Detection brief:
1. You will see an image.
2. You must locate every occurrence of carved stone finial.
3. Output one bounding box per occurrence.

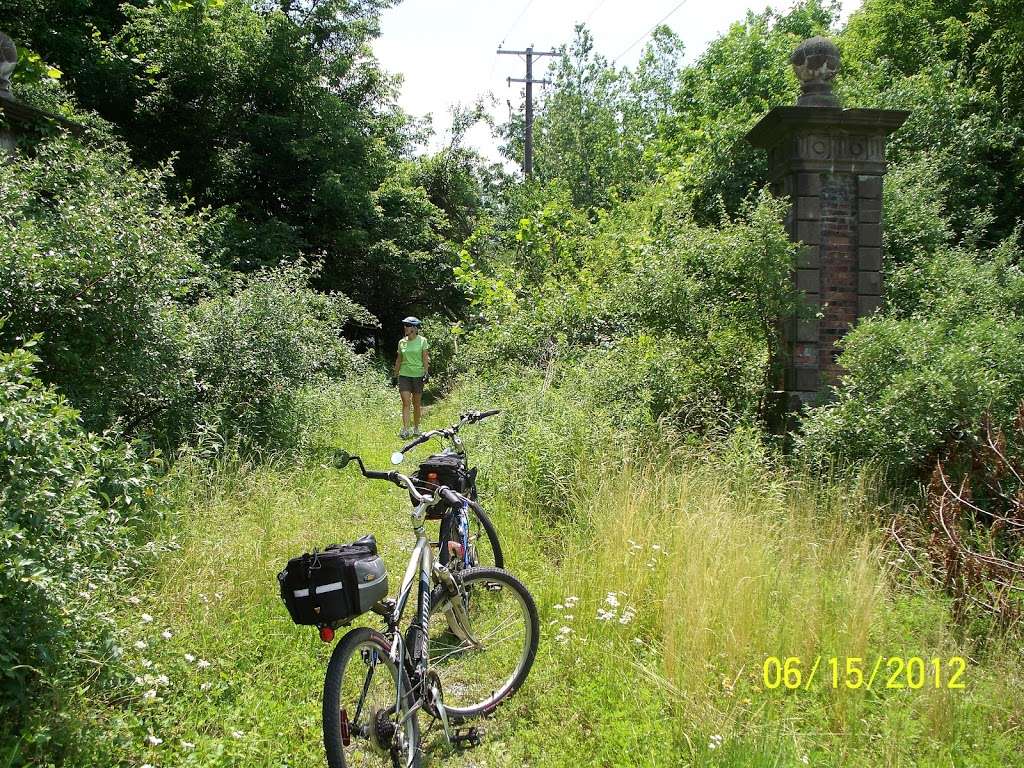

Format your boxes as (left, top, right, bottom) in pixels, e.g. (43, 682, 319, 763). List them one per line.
(0, 32, 17, 101)
(790, 36, 840, 108)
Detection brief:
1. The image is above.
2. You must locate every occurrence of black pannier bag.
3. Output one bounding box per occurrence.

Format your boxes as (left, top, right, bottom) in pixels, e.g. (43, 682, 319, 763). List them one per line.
(412, 452, 472, 519)
(278, 534, 388, 626)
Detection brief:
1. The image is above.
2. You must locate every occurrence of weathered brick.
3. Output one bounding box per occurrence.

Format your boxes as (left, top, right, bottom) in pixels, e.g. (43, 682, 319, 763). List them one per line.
(796, 269, 820, 293)
(796, 196, 820, 220)
(859, 223, 881, 247)
(797, 220, 820, 245)
(797, 172, 822, 196)
(858, 270, 882, 295)
(858, 175, 882, 198)
(796, 245, 820, 268)
(858, 246, 882, 270)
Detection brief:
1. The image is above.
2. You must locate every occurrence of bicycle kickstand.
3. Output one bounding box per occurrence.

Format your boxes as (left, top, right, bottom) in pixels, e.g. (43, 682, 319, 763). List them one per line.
(451, 726, 483, 749)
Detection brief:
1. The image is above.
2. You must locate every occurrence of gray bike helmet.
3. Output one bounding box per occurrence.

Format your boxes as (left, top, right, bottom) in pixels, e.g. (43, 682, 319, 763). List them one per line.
(401, 316, 422, 327)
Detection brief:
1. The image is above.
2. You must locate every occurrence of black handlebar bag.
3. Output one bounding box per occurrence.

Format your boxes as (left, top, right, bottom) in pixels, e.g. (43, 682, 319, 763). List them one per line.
(278, 534, 388, 626)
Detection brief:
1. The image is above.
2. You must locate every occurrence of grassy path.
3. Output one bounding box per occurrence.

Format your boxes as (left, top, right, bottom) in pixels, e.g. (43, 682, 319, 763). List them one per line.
(74, 386, 1024, 767)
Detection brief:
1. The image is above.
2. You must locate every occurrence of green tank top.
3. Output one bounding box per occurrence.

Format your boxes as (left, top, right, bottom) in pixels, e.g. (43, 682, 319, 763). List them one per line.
(398, 335, 428, 377)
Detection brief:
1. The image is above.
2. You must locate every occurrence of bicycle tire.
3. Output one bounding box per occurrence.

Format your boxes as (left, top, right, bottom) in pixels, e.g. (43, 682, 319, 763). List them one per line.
(439, 499, 504, 570)
(323, 627, 421, 768)
(427, 567, 539, 723)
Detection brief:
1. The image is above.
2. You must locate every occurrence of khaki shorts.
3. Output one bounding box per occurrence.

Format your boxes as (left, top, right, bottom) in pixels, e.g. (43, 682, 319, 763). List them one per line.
(398, 375, 424, 394)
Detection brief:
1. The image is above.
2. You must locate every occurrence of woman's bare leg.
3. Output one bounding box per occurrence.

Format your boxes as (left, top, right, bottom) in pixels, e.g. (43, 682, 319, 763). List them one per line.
(400, 389, 412, 430)
(412, 391, 422, 432)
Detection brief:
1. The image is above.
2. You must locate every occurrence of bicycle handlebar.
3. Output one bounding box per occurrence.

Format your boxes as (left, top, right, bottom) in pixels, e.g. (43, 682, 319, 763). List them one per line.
(397, 409, 502, 455)
(342, 453, 467, 508)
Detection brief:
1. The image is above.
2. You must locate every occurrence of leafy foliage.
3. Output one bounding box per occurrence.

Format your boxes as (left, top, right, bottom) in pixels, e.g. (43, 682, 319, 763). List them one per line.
(0, 341, 157, 734)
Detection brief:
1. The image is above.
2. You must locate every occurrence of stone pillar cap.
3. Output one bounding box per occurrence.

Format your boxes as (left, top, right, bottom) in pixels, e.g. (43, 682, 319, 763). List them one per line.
(791, 36, 841, 107)
(0, 31, 16, 101)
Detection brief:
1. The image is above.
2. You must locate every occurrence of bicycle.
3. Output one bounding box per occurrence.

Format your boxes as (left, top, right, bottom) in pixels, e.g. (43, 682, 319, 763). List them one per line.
(323, 450, 539, 768)
(391, 409, 503, 571)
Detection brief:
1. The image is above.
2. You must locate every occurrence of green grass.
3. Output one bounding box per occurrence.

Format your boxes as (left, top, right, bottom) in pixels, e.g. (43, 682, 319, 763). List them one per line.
(59, 384, 1024, 767)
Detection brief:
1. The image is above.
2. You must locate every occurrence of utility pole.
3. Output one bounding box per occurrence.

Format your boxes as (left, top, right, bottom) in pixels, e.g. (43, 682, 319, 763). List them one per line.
(498, 45, 555, 177)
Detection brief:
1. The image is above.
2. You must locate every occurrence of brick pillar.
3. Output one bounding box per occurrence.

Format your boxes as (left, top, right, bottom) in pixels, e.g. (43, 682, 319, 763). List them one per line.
(746, 38, 908, 423)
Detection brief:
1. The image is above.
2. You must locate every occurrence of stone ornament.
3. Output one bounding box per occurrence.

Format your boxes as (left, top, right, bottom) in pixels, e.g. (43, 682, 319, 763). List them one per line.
(0, 31, 16, 100)
(790, 36, 840, 107)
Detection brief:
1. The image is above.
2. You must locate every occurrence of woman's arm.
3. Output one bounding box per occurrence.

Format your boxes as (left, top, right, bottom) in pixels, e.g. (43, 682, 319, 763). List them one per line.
(422, 347, 430, 376)
(394, 352, 402, 376)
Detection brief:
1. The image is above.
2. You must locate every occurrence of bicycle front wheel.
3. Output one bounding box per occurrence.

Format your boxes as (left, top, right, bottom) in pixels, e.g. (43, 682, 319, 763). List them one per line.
(323, 627, 420, 768)
(427, 567, 539, 722)
(439, 500, 504, 570)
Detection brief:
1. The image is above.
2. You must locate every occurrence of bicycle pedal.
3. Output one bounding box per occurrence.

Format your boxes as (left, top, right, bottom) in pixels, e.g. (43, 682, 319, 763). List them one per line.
(452, 726, 483, 749)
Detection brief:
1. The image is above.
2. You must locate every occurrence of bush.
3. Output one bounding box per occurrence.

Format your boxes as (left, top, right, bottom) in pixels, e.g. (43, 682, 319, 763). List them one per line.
(0, 138, 212, 434)
(0, 341, 157, 739)
(163, 262, 372, 453)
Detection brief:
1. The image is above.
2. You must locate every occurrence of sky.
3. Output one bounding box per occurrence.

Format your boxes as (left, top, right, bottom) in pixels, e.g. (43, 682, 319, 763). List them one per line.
(372, 0, 864, 167)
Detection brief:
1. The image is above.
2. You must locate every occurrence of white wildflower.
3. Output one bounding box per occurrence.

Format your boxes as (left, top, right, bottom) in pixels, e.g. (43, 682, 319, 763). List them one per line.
(196, 659, 211, 669)
(134, 640, 148, 650)
(161, 630, 172, 640)
(563, 596, 579, 608)
(156, 674, 169, 686)
(142, 689, 158, 701)
(200, 682, 213, 691)
(563, 614, 574, 621)
(184, 653, 196, 663)
(215, 593, 224, 600)
(134, 676, 145, 685)
(145, 734, 162, 746)
(231, 730, 244, 739)
(553, 604, 564, 611)
(633, 637, 645, 645)
(708, 734, 723, 750)
(651, 544, 661, 551)
(596, 608, 615, 622)
(181, 741, 195, 750)
(127, 596, 141, 605)
(140, 659, 153, 669)
(604, 593, 620, 608)
(801, 756, 809, 765)
(618, 608, 636, 625)
(141, 613, 154, 624)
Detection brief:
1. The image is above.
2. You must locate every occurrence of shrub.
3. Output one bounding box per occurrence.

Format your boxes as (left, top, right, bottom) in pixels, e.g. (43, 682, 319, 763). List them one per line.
(0, 138, 212, 434)
(164, 263, 373, 453)
(0, 341, 157, 738)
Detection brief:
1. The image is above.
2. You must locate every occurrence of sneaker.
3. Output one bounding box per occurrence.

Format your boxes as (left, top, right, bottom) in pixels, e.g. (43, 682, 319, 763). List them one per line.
(412, 428, 422, 437)
(399, 427, 410, 439)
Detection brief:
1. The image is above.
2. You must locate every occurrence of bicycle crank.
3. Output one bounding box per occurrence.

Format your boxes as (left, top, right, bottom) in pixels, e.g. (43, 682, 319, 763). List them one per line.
(425, 670, 453, 744)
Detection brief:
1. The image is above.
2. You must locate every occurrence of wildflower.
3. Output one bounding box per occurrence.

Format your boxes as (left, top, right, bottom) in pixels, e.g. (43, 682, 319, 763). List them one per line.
(618, 609, 635, 625)
(127, 596, 141, 605)
(708, 734, 723, 750)
(553, 604, 564, 611)
(564, 596, 579, 608)
(604, 593, 620, 608)
(215, 593, 224, 600)
(145, 734, 163, 746)
(200, 682, 213, 691)
(801, 756, 809, 765)
(563, 614, 574, 621)
(633, 637, 645, 645)
(141, 764, 155, 768)
(140, 659, 153, 669)
(156, 674, 169, 686)
(134, 640, 148, 650)
(198, 594, 208, 603)
(231, 730, 244, 739)
(596, 608, 615, 622)
(196, 659, 211, 669)
(142, 689, 158, 701)
(651, 544, 661, 551)
(141, 613, 154, 624)
(181, 741, 195, 750)
(161, 630, 172, 640)
(184, 653, 196, 663)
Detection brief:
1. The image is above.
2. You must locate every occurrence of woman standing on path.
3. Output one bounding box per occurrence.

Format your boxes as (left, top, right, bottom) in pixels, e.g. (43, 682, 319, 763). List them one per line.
(394, 317, 430, 438)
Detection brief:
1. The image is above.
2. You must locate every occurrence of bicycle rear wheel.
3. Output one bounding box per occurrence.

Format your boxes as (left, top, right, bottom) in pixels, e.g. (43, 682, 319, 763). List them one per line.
(427, 567, 539, 722)
(323, 627, 420, 768)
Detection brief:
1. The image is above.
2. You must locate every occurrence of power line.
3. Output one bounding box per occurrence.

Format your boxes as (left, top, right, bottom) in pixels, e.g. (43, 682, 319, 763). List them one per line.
(498, 0, 537, 48)
(583, 0, 610, 25)
(498, 46, 556, 177)
(612, 0, 690, 64)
